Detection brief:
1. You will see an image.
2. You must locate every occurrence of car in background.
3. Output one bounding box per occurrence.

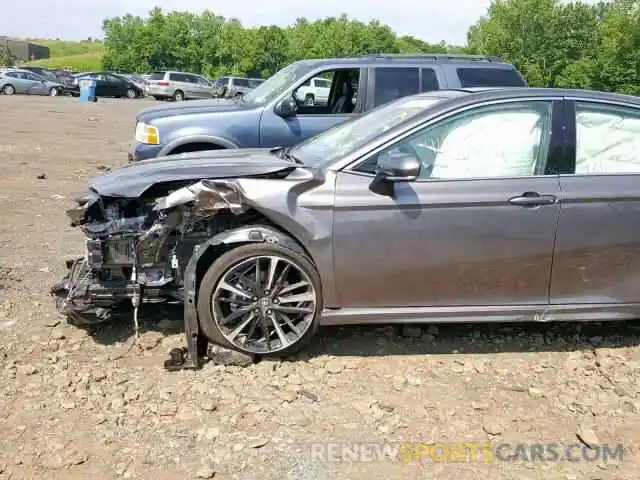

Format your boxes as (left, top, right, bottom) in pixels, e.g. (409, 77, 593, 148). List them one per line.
(212, 76, 263, 98)
(146, 71, 214, 101)
(129, 53, 528, 162)
(19, 66, 58, 82)
(295, 76, 332, 106)
(55, 86, 640, 363)
(62, 72, 144, 98)
(0, 69, 64, 96)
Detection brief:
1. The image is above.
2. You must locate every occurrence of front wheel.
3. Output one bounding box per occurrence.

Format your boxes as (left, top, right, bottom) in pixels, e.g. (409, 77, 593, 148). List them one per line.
(197, 243, 322, 357)
(304, 93, 315, 106)
(49, 87, 60, 96)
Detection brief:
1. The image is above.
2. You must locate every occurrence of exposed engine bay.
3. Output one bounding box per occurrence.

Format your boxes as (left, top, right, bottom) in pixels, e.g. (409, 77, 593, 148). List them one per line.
(51, 176, 282, 326)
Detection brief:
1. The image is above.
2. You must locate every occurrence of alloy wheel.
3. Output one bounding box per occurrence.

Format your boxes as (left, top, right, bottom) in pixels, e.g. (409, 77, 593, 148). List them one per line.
(211, 255, 317, 354)
(3, 85, 15, 95)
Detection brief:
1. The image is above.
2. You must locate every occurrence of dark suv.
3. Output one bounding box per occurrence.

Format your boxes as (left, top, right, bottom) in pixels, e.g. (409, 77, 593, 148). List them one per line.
(130, 54, 527, 162)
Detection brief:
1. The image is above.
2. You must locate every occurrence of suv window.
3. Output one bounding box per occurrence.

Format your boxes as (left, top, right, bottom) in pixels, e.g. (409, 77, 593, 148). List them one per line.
(456, 67, 526, 87)
(248, 79, 263, 88)
(421, 68, 439, 92)
(149, 72, 166, 81)
(293, 68, 360, 115)
(233, 78, 250, 87)
(573, 102, 640, 174)
(374, 67, 420, 107)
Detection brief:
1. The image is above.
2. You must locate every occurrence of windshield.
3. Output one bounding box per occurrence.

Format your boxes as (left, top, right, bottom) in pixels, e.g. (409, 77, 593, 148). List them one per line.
(241, 62, 309, 105)
(290, 96, 446, 168)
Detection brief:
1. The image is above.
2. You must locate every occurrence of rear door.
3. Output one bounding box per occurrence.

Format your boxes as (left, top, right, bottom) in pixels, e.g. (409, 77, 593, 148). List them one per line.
(24, 72, 47, 94)
(551, 98, 640, 306)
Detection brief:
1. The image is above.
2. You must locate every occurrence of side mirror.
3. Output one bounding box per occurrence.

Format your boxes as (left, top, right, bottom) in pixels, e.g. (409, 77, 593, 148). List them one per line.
(375, 151, 421, 182)
(274, 96, 298, 118)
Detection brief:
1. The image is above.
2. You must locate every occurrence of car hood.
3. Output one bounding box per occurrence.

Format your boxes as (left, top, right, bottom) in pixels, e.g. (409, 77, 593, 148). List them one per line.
(88, 148, 296, 198)
(136, 98, 250, 123)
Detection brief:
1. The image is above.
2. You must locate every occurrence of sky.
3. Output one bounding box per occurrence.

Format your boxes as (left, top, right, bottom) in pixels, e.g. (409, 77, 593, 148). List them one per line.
(0, 0, 497, 45)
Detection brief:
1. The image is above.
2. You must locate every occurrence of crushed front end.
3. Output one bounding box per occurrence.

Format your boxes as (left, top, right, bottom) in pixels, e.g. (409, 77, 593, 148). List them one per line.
(50, 179, 252, 329)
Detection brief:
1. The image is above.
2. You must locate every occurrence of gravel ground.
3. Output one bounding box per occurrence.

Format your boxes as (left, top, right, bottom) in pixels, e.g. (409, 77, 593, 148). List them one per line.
(0, 95, 639, 480)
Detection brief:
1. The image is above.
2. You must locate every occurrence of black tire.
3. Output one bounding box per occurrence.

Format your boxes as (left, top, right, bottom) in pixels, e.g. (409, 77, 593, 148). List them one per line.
(2, 84, 15, 95)
(173, 90, 184, 101)
(304, 93, 314, 106)
(49, 87, 60, 97)
(197, 242, 323, 357)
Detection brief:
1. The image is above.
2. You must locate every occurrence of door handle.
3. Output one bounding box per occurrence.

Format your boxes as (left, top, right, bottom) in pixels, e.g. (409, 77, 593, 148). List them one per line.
(508, 192, 557, 206)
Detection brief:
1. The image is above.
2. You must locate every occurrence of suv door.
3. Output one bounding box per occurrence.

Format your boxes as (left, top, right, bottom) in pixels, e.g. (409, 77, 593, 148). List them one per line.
(551, 99, 640, 306)
(259, 67, 366, 148)
(333, 98, 564, 308)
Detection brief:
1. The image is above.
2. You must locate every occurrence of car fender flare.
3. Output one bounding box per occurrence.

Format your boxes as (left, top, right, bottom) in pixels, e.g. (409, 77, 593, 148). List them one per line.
(182, 225, 306, 347)
(160, 135, 239, 156)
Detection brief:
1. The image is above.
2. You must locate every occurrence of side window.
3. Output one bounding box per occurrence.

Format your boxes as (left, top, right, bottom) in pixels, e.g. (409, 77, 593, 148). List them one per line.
(456, 68, 526, 88)
(234, 78, 250, 87)
(293, 68, 360, 115)
(574, 102, 640, 174)
(421, 68, 439, 92)
(358, 101, 553, 179)
(374, 67, 420, 107)
(169, 73, 183, 82)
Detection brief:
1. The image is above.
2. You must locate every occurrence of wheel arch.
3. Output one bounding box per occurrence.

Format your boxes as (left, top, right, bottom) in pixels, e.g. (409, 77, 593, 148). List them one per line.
(161, 135, 239, 156)
(183, 223, 314, 332)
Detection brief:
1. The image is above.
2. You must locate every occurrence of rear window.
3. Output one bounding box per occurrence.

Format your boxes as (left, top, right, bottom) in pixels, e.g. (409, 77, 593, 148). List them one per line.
(456, 67, 526, 87)
(149, 72, 166, 80)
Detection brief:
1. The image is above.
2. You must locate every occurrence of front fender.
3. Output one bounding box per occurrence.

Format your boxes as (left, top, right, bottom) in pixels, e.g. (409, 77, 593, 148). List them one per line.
(182, 225, 306, 342)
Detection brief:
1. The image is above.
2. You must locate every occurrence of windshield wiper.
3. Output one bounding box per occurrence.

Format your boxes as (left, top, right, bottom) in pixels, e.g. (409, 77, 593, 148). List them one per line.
(278, 146, 303, 164)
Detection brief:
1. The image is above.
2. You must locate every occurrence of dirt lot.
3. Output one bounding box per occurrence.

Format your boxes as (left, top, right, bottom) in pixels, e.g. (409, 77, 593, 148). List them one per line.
(0, 95, 639, 480)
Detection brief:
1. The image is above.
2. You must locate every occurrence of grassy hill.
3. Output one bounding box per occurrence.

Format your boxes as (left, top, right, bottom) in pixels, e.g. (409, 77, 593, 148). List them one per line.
(22, 39, 103, 71)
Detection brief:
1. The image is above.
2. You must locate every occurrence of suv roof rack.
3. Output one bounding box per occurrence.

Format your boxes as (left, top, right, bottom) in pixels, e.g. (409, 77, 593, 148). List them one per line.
(361, 53, 503, 62)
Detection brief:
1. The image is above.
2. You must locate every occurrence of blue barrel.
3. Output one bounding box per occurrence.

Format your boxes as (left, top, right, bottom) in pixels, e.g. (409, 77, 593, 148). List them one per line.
(79, 78, 97, 103)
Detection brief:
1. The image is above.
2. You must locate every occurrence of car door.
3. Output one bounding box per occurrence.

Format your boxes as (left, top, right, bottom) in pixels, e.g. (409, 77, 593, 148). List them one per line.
(193, 75, 212, 98)
(259, 67, 365, 148)
(332, 98, 564, 309)
(550, 98, 640, 306)
(5, 72, 29, 93)
(91, 74, 108, 96)
(24, 72, 47, 94)
(105, 74, 126, 96)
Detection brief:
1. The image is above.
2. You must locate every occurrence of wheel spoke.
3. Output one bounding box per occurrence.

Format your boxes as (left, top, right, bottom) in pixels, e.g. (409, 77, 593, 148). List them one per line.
(254, 258, 261, 293)
(273, 305, 314, 315)
(276, 311, 301, 336)
(219, 304, 255, 326)
(278, 280, 309, 295)
(269, 313, 291, 347)
(277, 292, 315, 304)
(227, 312, 257, 341)
(217, 297, 252, 306)
(265, 257, 279, 292)
(218, 281, 253, 299)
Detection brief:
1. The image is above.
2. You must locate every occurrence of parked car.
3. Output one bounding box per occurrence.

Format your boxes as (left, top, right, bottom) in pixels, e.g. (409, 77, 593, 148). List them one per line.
(146, 71, 214, 101)
(62, 72, 144, 98)
(295, 76, 332, 105)
(212, 76, 262, 98)
(0, 69, 64, 96)
(53, 86, 640, 367)
(129, 53, 528, 163)
(18, 65, 58, 82)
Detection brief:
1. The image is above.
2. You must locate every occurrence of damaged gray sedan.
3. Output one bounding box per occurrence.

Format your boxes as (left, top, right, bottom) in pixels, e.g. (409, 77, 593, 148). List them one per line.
(54, 87, 640, 368)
